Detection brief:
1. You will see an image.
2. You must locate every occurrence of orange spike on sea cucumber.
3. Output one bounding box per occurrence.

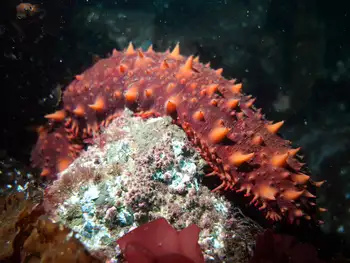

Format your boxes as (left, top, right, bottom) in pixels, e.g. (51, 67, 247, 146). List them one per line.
(288, 147, 301, 156)
(230, 152, 254, 166)
(36, 126, 47, 138)
(169, 42, 181, 59)
(294, 209, 304, 217)
(137, 49, 144, 58)
(181, 56, 194, 72)
(144, 88, 153, 98)
(75, 74, 83, 81)
(215, 119, 225, 126)
(147, 45, 153, 53)
(124, 86, 139, 104)
(160, 60, 169, 70)
(125, 42, 135, 55)
(245, 98, 256, 108)
(266, 121, 284, 133)
(73, 104, 85, 117)
(258, 185, 278, 200)
(114, 90, 122, 99)
(312, 180, 326, 187)
(112, 48, 118, 56)
(215, 68, 223, 75)
(88, 96, 105, 111)
(271, 153, 289, 167)
(282, 189, 304, 200)
(226, 99, 239, 109)
(303, 190, 316, 198)
(44, 110, 66, 121)
(208, 127, 230, 143)
(192, 110, 205, 121)
(206, 84, 219, 96)
(291, 173, 310, 184)
(231, 83, 243, 93)
(190, 97, 198, 103)
(40, 168, 50, 177)
(210, 99, 218, 106)
(252, 135, 263, 145)
(119, 64, 127, 73)
(165, 99, 177, 115)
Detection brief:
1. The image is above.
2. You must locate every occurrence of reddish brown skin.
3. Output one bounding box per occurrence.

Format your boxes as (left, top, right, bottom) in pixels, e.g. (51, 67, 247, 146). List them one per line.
(31, 45, 320, 223)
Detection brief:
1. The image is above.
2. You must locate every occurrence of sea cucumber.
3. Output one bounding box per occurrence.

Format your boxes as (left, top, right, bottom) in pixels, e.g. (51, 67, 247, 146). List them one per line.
(31, 43, 325, 223)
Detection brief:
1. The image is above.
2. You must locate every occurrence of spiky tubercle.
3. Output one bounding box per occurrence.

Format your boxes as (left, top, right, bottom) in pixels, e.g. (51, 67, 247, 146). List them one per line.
(31, 43, 325, 223)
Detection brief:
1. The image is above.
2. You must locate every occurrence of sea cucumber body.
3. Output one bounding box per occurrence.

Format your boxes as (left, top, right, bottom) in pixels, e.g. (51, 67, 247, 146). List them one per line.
(31, 44, 322, 222)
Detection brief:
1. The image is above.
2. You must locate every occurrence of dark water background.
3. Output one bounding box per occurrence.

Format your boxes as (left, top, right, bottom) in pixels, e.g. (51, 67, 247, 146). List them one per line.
(1, 0, 350, 261)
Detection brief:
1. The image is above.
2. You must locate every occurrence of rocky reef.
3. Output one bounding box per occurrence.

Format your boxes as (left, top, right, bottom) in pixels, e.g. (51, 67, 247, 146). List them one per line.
(43, 110, 261, 262)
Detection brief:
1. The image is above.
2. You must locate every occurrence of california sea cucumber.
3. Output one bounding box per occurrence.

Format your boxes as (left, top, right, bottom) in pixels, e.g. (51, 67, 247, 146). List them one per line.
(31, 43, 325, 223)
